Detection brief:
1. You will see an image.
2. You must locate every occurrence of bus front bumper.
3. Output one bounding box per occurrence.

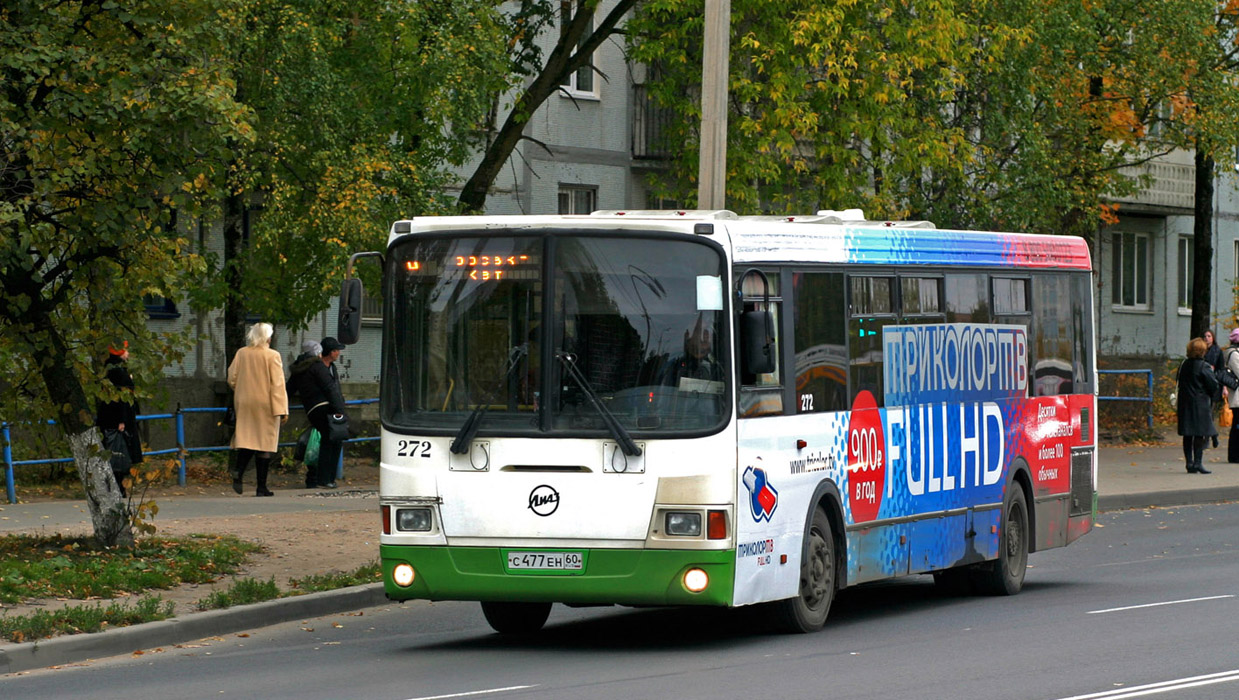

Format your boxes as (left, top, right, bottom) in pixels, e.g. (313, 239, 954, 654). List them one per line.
(381, 545, 735, 607)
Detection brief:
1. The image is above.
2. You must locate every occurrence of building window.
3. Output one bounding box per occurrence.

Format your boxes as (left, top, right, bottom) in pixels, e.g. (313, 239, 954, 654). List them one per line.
(559, 2, 597, 97)
(558, 185, 597, 215)
(143, 294, 180, 319)
(1111, 231, 1150, 310)
(1233, 238, 1239, 283)
(1178, 236, 1193, 311)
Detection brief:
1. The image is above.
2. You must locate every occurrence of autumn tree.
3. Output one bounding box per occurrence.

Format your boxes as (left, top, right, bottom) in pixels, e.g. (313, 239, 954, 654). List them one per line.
(202, 1, 512, 359)
(1160, 2, 1239, 337)
(626, 0, 1234, 250)
(0, 0, 250, 545)
(457, 0, 638, 213)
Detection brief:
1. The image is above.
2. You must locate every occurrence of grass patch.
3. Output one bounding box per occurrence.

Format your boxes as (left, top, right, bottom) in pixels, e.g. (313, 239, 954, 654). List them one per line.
(0, 596, 174, 643)
(196, 562, 381, 611)
(0, 533, 259, 604)
(197, 577, 281, 610)
(288, 562, 382, 593)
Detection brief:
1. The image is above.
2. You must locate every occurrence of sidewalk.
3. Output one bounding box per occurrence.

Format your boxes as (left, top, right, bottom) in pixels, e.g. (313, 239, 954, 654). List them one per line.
(3, 441, 1239, 675)
(1096, 441, 1239, 510)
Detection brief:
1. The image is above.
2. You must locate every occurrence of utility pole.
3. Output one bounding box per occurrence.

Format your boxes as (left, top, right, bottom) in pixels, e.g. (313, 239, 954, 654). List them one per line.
(698, 0, 730, 210)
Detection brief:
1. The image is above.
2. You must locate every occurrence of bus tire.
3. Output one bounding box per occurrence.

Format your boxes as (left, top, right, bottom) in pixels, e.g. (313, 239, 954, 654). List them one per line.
(771, 507, 835, 633)
(480, 601, 552, 634)
(973, 486, 1028, 596)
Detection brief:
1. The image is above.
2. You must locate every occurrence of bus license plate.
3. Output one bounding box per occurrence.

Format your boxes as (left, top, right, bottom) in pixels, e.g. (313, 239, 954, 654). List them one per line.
(505, 551, 584, 573)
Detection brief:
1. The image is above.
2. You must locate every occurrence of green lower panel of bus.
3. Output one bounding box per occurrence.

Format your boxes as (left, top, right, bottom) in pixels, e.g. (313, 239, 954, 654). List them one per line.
(381, 545, 735, 607)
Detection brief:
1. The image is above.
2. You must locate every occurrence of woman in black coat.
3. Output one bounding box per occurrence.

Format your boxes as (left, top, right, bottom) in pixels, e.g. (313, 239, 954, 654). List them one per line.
(96, 344, 144, 495)
(1177, 337, 1220, 474)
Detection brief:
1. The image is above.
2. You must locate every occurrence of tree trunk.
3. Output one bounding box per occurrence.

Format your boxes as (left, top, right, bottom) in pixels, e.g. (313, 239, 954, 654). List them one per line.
(223, 188, 246, 365)
(1191, 145, 1214, 339)
(35, 319, 132, 547)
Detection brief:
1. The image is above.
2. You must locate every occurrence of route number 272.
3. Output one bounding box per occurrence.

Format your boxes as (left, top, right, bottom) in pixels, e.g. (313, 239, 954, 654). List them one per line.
(397, 440, 432, 458)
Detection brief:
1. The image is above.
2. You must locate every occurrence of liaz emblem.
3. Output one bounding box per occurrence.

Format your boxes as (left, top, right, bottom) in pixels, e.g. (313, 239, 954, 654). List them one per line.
(528, 485, 560, 516)
(742, 466, 778, 522)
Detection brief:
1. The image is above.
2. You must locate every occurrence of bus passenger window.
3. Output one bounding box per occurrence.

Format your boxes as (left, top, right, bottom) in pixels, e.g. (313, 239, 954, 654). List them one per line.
(793, 272, 847, 413)
(1032, 274, 1073, 396)
(848, 276, 895, 407)
(944, 274, 988, 323)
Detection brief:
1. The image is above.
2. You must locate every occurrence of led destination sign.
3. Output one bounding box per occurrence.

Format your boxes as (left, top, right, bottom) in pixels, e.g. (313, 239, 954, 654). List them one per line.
(403, 253, 538, 282)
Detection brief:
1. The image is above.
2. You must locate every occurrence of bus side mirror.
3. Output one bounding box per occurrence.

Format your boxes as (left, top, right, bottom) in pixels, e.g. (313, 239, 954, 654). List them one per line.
(338, 277, 363, 345)
(741, 310, 775, 375)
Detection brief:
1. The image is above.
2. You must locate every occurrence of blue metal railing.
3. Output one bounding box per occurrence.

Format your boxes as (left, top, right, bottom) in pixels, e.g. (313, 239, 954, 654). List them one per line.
(3, 399, 378, 504)
(1097, 369, 1154, 429)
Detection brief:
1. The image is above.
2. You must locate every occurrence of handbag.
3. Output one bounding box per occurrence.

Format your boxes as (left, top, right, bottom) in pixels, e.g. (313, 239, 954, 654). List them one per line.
(326, 413, 350, 443)
(223, 394, 236, 427)
(103, 428, 132, 474)
(1222, 349, 1239, 391)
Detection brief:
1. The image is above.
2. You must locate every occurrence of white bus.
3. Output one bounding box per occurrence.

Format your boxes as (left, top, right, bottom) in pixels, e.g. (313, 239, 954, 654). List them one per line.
(338, 210, 1096, 634)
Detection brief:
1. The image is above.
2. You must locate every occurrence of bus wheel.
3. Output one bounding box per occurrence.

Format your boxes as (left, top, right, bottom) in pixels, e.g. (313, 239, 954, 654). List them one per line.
(480, 602, 552, 634)
(973, 486, 1028, 596)
(772, 507, 834, 633)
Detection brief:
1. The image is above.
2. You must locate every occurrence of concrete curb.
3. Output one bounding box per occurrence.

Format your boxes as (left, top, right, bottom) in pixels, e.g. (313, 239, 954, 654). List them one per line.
(1098, 487, 1239, 512)
(0, 582, 388, 676)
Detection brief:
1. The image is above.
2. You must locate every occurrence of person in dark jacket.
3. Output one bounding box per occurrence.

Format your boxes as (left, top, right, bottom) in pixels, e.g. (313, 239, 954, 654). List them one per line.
(96, 342, 144, 496)
(1204, 329, 1225, 448)
(1177, 337, 1220, 474)
(1204, 329, 1224, 372)
(288, 337, 347, 489)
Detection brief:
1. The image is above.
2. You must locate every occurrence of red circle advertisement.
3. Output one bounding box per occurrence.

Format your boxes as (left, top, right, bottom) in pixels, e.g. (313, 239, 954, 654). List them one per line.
(847, 390, 885, 523)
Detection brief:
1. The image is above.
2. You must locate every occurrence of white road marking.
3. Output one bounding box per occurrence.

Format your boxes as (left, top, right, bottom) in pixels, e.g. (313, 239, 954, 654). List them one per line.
(404, 685, 538, 700)
(1086, 594, 1234, 614)
(1055, 669, 1239, 700)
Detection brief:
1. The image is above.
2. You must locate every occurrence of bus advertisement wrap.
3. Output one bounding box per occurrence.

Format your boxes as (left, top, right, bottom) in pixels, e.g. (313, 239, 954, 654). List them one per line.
(735, 321, 1091, 604)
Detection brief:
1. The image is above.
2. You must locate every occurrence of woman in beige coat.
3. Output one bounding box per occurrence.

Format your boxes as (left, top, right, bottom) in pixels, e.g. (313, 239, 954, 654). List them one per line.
(228, 323, 288, 496)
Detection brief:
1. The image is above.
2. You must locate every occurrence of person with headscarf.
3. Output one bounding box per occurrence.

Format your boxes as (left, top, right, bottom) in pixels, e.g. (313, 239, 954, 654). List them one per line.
(288, 337, 347, 489)
(1226, 329, 1239, 463)
(227, 323, 288, 496)
(96, 342, 143, 496)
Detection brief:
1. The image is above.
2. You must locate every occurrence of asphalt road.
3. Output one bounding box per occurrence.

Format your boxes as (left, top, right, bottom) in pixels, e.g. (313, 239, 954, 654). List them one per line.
(6, 503, 1239, 700)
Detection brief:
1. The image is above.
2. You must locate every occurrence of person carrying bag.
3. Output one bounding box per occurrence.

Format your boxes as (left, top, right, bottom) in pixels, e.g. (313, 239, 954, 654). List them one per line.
(288, 337, 348, 489)
(1226, 329, 1239, 462)
(96, 342, 143, 497)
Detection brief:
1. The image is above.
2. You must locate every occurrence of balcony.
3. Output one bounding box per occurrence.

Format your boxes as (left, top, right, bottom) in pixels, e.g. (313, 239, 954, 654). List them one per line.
(1111, 161, 1194, 211)
(632, 83, 675, 161)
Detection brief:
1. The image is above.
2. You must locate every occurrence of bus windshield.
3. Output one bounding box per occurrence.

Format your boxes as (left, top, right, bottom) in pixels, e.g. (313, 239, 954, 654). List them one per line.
(382, 231, 729, 436)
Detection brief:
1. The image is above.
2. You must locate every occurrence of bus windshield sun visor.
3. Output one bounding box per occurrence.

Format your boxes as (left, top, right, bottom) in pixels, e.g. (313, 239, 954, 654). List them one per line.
(555, 351, 643, 457)
(449, 344, 528, 455)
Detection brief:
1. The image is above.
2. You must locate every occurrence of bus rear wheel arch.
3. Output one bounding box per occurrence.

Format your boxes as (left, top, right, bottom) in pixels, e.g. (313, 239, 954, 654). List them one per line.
(972, 484, 1029, 596)
(481, 601, 552, 634)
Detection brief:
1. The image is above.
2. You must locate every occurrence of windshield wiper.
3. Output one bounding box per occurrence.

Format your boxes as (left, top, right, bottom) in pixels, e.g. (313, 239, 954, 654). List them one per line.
(555, 351, 642, 457)
(449, 344, 528, 454)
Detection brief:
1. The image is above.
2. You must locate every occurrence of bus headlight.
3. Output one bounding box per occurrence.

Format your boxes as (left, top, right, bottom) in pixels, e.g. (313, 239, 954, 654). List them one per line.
(665, 511, 703, 537)
(683, 568, 709, 593)
(393, 563, 416, 587)
(396, 507, 433, 532)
